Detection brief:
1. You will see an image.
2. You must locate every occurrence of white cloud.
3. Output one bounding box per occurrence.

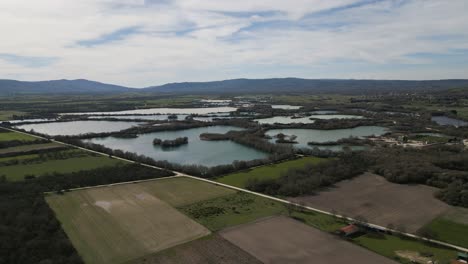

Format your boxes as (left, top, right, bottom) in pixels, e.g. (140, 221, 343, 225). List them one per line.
(0, 0, 467, 86)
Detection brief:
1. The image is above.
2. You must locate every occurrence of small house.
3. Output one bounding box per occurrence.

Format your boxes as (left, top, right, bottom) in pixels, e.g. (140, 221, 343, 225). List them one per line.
(339, 224, 360, 237)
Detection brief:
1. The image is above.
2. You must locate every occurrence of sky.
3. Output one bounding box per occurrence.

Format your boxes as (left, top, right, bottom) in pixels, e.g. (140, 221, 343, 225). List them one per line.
(0, 0, 467, 87)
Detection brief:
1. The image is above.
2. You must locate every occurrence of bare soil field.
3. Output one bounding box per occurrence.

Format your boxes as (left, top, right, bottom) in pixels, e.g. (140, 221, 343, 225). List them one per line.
(289, 173, 451, 232)
(141, 177, 235, 207)
(129, 235, 262, 264)
(220, 216, 397, 264)
(46, 183, 210, 264)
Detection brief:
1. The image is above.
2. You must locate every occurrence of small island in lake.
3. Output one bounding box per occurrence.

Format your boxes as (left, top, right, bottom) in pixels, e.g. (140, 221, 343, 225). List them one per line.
(153, 137, 188, 148)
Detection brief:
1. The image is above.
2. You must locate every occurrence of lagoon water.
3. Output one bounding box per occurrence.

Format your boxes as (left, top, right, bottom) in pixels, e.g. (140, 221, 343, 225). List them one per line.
(266, 126, 388, 148)
(62, 107, 237, 116)
(85, 126, 268, 167)
(255, 114, 364, 124)
(16, 121, 141, 136)
(89, 115, 189, 121)
(271, 105, 302, 110)
(431, 116, 468, 127)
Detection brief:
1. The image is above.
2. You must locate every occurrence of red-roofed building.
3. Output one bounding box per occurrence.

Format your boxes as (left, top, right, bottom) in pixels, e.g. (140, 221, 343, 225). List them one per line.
(339, 224, 360, 237)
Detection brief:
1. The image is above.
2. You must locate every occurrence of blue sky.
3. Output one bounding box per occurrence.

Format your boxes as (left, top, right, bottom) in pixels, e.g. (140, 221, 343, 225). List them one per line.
(0, 0, 467, 87)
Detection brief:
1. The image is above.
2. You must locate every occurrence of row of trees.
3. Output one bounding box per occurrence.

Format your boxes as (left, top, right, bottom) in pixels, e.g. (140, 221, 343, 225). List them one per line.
(362, 145, 468, 207)
(153, 137, 188, 148)
(246, 153, 370, 196)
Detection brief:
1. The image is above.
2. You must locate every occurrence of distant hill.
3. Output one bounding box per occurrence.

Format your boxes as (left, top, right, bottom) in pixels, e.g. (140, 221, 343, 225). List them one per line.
(1, 78, 468, 95)
(145, 78, 468, 94)
(0, 79, 132, 95)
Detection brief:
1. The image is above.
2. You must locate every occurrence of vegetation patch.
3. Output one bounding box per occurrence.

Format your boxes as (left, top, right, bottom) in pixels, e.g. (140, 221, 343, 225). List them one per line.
(216, 156, 327, 188)
(1, 155, 123, 181)
(179, 192, 286, 231)
(420, 217, 468, 247)
(353, 233, 457, 264)
(0, 142, 63, 155)
(140, 177, 235, 207)
(0, 131, 37, 142)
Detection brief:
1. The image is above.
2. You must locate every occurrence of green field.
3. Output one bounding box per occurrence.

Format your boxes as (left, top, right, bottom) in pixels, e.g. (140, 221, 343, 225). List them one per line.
(290, 210, 347, 232)
(0, 131, 37, 142)
(216, 157, 327, 188)
(2, 155, 123, 181)
(353, 234, 457, 264)
(141, 177, 236, 207)
(0, 110, 26, 121)
(0, 153, 40, 163)
(0, 143, 62, 155)
(179, 192, 286, 231)
(422, 217, 468, 247)
(46, 182, 210, 264)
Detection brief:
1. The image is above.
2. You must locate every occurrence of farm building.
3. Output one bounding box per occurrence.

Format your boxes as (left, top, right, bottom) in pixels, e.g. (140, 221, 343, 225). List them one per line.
(338, 224, 360, 237)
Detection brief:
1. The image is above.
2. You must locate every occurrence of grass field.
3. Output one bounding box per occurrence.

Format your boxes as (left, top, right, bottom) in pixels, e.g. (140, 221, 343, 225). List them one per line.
(422, 217, 468, 247)
(0, 110, 25, 121)
(46, 183, 210, 264)
(0, 131, 37, 142)
(2, 155, 123, 181)
(141, 177, 235, 207)
(353, 233, 457, 264)
(216, 157, 327, 188)
(0, 153, 39, 162)
(290, 210, 347, 232)
(179, 192, 286, 231)
(0, 142, 62, 155)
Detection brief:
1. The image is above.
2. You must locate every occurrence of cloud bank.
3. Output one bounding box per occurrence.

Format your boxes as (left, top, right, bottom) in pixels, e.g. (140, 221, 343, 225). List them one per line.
(0, 0, 467, 86)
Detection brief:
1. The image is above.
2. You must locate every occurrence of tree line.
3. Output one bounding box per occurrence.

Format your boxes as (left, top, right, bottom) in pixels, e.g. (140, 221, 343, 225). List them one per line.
(246, 152, 370, 196)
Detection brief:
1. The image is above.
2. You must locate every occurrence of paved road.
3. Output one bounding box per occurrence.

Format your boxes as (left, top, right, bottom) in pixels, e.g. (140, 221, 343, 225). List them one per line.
(3, 126, 467, 253)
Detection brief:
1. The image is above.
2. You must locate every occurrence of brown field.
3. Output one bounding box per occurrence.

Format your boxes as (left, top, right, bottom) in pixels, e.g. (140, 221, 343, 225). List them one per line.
(289, 173, 451, 232)
(46, 183, 211, 264)
(220, 216, 397, 264)
(130, 235, 262, 264)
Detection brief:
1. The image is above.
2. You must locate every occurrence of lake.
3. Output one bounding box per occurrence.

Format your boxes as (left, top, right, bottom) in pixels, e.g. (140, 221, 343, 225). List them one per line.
(271, 105, 302, 110)
(62, 107, 237, 116)
(255, 114, 364, 124)
(15, 121, 142, 136)
(84, 126, 268, 167)
(265, 126, 388, 148)
(89, 115, 189, 121)
(431, 116, 468, 127)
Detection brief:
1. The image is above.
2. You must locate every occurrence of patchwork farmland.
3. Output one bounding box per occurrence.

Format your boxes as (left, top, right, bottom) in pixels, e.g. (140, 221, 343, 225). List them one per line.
(46, 180, 212, 264)
(45, 173, 462, 264)
(0, 128, 123, 181)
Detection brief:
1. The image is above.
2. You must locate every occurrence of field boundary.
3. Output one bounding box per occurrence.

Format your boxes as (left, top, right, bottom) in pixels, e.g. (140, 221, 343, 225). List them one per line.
(3, 126, 467, 253)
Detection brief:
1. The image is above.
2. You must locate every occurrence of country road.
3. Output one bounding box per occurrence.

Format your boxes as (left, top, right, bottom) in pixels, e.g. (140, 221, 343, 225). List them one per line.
(2, 126, 468, 253)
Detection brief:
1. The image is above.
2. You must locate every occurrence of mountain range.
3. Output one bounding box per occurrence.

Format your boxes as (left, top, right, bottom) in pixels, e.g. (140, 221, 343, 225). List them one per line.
(1, 78, 468, 95)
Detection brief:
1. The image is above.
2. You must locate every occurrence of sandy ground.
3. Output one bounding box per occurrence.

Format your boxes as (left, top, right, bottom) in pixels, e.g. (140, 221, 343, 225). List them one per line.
(132, 235, 262, 264)
(288, 173, 451, 232)
(47, 183, 210, 264)
(220, 216, 397, 264)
